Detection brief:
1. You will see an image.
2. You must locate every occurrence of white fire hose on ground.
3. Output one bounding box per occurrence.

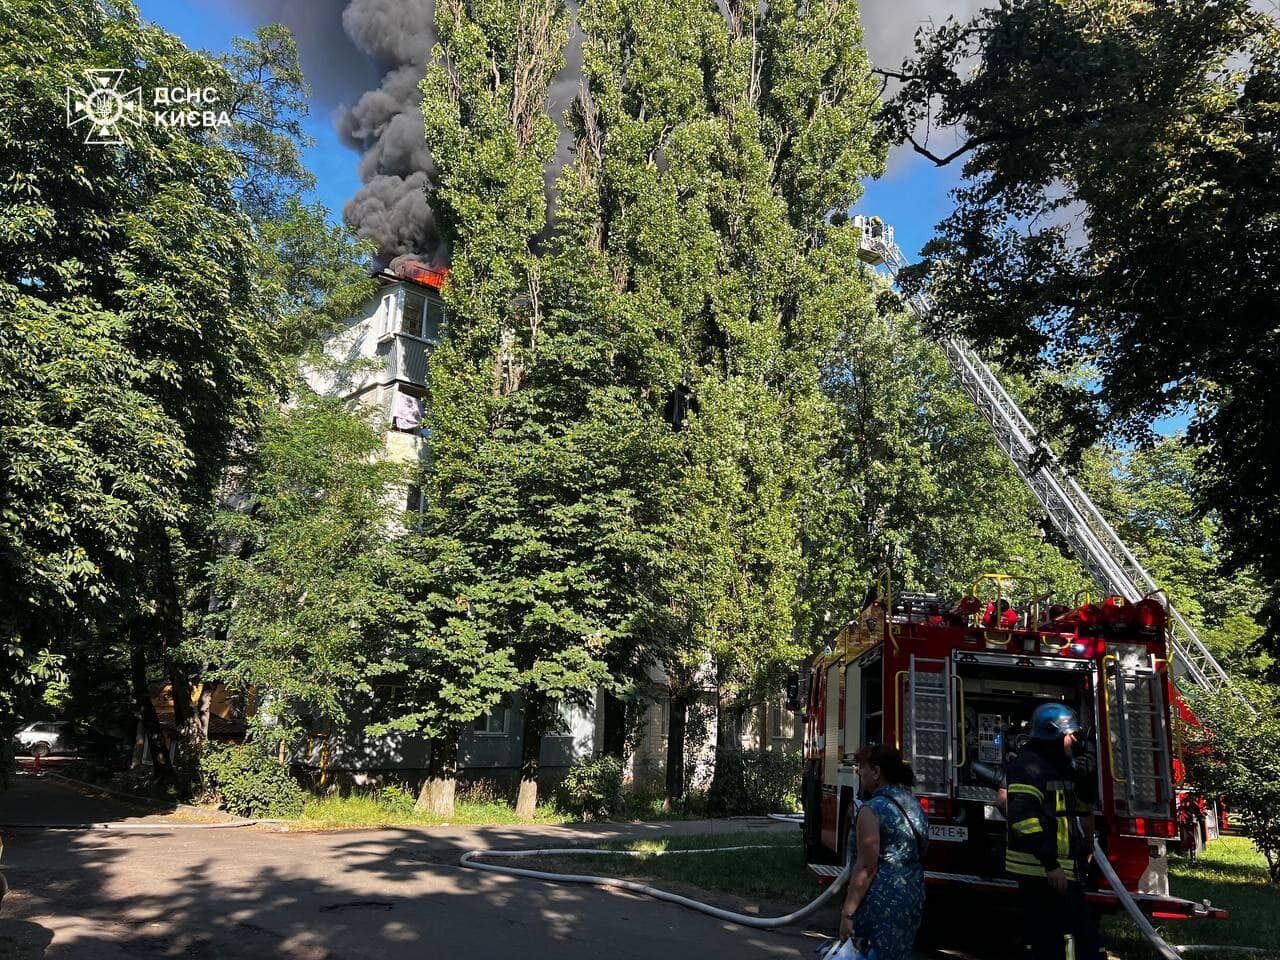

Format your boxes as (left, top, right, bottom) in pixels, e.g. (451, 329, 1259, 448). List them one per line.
(459, 843, 852, 929)
(1091, 840, 1261, 957)
(459, 834, 1256, 951)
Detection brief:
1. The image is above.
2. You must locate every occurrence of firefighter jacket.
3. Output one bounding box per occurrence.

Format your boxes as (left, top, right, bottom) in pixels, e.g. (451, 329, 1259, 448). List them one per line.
(1005, 743, 1092, 881)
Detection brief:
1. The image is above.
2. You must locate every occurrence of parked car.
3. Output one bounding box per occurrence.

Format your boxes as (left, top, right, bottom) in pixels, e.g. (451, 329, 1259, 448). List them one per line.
(12, 721, 122, 761)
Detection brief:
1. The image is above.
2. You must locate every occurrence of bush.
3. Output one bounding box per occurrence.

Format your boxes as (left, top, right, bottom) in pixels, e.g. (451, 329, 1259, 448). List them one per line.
(1183, 689, 1280, 883)
(707, 748, 802, 817)
(557, 755, 625, 821)
(199, 742, 305, 819)
(380, 783, 416, 816)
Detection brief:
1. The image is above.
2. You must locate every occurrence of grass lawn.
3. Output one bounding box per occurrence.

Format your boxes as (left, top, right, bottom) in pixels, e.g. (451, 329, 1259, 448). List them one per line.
(475, 829, 816, 905)
(496, 830, 1278, 958)
(1103, 836, 1279, 959)
(296, 792, 569, 829)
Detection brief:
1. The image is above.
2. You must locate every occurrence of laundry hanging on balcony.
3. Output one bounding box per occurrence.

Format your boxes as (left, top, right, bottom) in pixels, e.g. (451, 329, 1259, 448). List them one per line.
(392, 390, 423, 431)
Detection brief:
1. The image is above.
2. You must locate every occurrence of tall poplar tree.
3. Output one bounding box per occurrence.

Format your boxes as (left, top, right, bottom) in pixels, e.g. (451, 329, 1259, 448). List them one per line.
(566, 0, 883, 801)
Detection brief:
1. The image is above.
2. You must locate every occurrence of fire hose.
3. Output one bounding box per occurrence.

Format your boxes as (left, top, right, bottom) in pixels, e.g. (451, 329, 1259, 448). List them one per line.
(460, 834, 1255, 951)
(459, 843, 852, 929)
(1092, 838, 1180, 960)
(1091, 840, 1260, 957)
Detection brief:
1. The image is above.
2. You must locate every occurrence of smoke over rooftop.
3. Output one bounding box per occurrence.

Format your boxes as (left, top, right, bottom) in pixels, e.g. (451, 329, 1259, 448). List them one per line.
(227, 0, 981, 252)
(335, 0, 441, 264)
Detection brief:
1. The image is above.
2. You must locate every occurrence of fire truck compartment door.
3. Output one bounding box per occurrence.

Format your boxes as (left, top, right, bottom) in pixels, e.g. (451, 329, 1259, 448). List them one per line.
(824, 661, 841, 786)
(843, 660, 861, 758)
(903, 656, 952, 797)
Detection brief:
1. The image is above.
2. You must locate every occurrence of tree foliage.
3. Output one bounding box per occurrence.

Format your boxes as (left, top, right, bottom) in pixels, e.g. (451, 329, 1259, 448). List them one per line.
(0, 0, 357, 780)
(798, 287, 1092, 650)
(563, 0, 885, 799)
(1184, 686, 1280, 883)
(1079, 437, 1272, 675)
(881, 0, 1280, 647)
(205, 391, 405, 745)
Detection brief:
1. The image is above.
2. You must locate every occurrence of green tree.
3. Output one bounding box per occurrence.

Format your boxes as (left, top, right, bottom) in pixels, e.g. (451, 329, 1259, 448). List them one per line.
(1184, 686, 1280, 883)
(560, 0, 886, 803)
(1078, 437, 1272, 676)
(0, 2, 340, 780)
(204, 390, 406, 752)
(797, 280, 1091, 649)
(880, 0, 1280, 651)
(393, 0, 610, 816)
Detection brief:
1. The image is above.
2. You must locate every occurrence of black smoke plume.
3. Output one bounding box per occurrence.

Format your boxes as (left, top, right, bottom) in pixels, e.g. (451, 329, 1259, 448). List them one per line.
(225, 0, 979, 257)
(335, 0, 442, 264)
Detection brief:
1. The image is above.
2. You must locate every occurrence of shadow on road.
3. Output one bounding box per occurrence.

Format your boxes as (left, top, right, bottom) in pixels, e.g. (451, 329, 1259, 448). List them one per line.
(0, 919, 53, 960)
(0, 769, 178, 828)
(0, 779, 1025, 959)
(0, 786, 827, 959)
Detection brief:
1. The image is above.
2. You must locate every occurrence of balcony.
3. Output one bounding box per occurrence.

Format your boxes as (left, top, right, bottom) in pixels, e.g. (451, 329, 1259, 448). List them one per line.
(379, 333, 431, 386)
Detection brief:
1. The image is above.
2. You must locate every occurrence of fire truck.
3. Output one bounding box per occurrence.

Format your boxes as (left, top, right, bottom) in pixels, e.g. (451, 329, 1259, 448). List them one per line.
(787, 218, 1254, 920)
(794, 572, 1225, 919)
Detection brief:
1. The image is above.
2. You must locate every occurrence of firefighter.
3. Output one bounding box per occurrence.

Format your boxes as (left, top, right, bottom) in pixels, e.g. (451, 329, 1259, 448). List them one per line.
(1005, 702, 1101, 960)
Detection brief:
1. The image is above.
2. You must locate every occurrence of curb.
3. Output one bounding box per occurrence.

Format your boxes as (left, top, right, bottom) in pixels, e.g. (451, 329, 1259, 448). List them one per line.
(0, 819, 262, 831)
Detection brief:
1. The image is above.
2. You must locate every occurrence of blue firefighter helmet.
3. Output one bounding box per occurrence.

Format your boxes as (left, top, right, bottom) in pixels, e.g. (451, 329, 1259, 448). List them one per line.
(1030, 702, 1082, 740)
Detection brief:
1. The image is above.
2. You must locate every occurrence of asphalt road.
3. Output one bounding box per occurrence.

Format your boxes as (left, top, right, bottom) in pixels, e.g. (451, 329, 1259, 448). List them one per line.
(0, 775, 840, 959)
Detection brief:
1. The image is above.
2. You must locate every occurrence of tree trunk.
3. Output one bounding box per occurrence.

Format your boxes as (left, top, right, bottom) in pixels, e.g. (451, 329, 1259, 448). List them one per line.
(196, 685, 213, 740)
(664, 693, 688, 809)
(416, 735, 459, 816)
(129, 642, 172, 779)
(601, 690, 627, 760)
(144, 527, 205, 787)
(707, 669, 740, 801)
(516, 696, 547, 819)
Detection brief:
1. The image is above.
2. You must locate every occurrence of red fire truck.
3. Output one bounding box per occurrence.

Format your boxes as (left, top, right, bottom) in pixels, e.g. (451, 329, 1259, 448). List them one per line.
(794, 572, 1226, 920)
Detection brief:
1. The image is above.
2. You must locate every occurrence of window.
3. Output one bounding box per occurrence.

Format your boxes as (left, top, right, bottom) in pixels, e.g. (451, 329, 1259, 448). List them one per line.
(400, 287, 446, 341)
(862, 663, 884, 747)
(546, 700, 578, 738)
(373, 684, 403, 708)
(769, 699, 789, 739)
(401, 288, 427, 336)
(423, 297, 445, 341)
(652, 701, 669, 737)
(405, 484, 426, 528)
(474, 701, 510, 736)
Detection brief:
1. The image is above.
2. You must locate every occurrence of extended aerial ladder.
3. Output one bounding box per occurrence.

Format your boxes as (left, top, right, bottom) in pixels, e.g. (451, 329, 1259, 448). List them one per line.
(852, 215, 1254, 715)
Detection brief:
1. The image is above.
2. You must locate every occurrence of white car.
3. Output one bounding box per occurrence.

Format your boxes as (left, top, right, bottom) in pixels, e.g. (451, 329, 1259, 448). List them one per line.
(12, 720, 77, 758)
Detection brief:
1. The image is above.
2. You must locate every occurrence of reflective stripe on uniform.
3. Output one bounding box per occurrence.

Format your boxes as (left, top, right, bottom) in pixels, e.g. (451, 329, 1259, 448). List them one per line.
(1008, 783, 1045, 801)
(1005, 850, 1077, 880)
(1011, 817, 1043, 835)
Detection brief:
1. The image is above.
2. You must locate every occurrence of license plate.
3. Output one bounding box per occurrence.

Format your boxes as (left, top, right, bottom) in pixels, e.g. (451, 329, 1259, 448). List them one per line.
(929, 824, 969, 843)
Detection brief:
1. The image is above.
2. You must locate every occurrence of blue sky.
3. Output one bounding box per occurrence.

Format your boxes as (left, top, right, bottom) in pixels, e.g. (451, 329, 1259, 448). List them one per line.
(134, 0, 961, 263)
(136, 0, 364, 231)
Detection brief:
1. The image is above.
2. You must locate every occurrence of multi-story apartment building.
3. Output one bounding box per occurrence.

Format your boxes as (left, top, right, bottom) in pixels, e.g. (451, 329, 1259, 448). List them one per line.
(304, 260, 596, 789)
(305, 260, 800, 793)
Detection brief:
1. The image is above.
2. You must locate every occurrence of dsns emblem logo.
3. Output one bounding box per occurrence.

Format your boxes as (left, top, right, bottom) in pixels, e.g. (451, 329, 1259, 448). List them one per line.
(66, 69, 143, 145)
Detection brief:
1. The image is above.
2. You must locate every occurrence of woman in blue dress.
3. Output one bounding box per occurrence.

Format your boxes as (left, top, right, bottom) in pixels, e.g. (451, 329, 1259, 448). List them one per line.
(839, 744, 928, 960)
